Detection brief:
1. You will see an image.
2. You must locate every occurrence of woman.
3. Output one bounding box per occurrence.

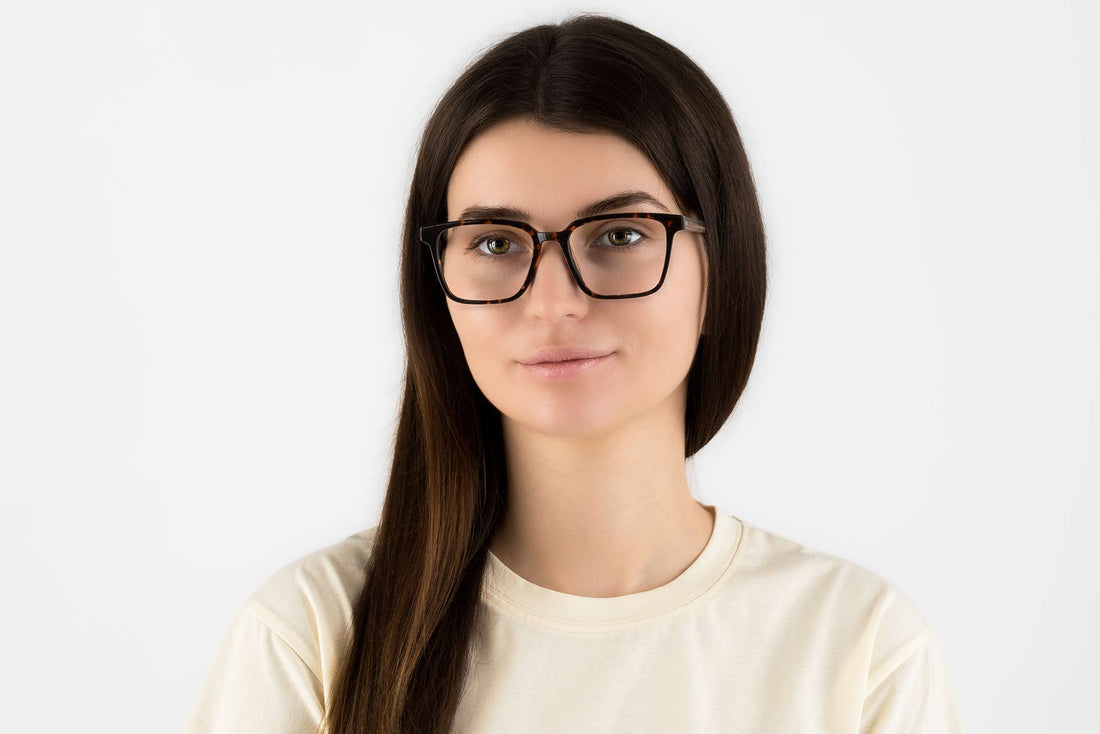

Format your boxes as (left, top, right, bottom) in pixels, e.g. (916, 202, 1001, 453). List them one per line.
(185, 13, 963, 734)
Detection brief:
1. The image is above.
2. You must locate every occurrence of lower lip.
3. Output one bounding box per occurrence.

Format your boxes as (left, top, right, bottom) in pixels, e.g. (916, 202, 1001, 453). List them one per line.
(520, 353, 613, 379)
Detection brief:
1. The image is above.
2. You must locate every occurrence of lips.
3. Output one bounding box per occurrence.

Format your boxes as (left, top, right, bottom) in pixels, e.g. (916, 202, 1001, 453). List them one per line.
(520, 353, 612, 379)
(520, 347, 613, 365)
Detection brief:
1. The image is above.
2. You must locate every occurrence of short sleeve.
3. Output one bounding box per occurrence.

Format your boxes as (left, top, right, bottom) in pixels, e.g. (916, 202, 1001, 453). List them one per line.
(858, 626, 965, 734)
(183, 601, 325, 734)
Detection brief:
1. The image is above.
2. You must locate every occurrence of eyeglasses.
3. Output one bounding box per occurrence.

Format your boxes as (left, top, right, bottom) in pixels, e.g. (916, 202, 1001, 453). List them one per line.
(419, 212, 707, 304)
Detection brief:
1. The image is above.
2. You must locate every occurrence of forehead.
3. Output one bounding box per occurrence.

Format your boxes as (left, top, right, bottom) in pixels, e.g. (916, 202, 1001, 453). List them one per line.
(446, 118, 673, 227)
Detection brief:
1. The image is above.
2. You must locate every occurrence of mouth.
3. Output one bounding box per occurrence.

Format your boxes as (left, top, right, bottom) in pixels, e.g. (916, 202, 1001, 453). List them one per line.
(519, 347, 613, 365)
(519, 352, 613, 379)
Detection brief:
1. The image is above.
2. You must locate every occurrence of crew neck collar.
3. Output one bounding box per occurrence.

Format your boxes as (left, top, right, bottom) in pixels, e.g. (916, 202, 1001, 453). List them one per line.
(480, 505, 744, 631)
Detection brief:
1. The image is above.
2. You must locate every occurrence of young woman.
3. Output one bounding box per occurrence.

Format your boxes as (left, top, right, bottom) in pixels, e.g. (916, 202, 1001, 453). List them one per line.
(185, 13, 963, 734)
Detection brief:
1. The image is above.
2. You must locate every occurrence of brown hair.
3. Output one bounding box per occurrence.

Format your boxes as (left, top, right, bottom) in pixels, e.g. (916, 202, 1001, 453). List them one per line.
(321, 12, 767, 733)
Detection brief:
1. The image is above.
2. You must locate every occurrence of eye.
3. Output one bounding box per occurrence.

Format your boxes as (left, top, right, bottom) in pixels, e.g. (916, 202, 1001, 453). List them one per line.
(599, 228, 643, 248)
(470, 234, 519, 255)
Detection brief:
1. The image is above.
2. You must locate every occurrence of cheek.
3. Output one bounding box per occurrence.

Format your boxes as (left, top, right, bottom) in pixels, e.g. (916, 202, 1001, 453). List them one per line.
(447, 307, 512, 380)
(629, 272, 705, 373)
(632, 306, 698, 370)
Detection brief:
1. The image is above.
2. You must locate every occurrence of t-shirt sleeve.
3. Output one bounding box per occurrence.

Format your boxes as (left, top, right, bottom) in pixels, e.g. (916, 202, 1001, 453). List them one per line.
(858, 626, 965, 734)
(183, 600, 325, 734)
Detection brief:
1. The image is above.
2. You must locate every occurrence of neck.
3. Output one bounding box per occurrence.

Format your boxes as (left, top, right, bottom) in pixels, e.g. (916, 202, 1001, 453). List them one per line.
(489, 408, 716, 597)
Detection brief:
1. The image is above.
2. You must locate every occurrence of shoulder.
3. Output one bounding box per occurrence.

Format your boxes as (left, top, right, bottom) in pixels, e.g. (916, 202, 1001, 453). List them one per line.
(728, 516, 963, 729)
(185, 527, 381, 733)
(731, 515, 936, 669)
(243, 524, 381, 684)
(733, 516, 908, 600)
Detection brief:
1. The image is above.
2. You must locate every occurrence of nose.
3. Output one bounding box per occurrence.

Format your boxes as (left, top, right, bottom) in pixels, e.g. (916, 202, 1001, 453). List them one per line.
(525, 237, 588, 306)
(531, 238, 579, 288)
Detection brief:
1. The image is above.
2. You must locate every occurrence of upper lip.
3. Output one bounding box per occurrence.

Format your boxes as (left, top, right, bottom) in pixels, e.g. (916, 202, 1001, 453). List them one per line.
(519, 347, 613, 365)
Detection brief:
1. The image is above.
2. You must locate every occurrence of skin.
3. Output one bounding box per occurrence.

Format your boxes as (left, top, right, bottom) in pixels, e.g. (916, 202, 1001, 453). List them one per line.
(445, 117, 715, 598)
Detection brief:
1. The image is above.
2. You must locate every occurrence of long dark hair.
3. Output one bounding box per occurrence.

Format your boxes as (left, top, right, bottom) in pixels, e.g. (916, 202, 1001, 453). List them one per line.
(320, 12, 767, 733)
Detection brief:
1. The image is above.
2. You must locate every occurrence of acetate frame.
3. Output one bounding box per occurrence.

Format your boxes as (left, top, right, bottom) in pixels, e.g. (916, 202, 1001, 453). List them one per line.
(418, 211, 707, 305)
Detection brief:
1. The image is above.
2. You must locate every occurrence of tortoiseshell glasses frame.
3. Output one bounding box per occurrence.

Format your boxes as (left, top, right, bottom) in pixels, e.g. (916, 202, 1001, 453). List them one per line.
(418, 211, 707, 305)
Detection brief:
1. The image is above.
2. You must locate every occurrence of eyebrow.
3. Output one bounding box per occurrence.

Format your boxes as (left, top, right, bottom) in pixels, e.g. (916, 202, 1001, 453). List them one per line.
(455, 189, 671, 223)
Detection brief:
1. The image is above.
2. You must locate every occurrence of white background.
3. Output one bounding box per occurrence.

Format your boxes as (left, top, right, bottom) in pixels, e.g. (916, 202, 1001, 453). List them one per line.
(1, 1, 1096, 732)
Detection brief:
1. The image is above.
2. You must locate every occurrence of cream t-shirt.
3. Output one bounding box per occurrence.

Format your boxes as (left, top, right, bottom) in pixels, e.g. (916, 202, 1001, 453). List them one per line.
(183, 506, 964, 732)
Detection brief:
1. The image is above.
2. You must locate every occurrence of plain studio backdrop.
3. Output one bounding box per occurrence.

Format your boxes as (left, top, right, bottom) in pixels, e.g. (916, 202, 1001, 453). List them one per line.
(0, 1, 1096, 731)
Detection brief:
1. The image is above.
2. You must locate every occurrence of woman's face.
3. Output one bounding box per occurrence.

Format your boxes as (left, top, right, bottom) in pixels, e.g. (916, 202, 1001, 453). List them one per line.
(444, 117, 708, 438)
